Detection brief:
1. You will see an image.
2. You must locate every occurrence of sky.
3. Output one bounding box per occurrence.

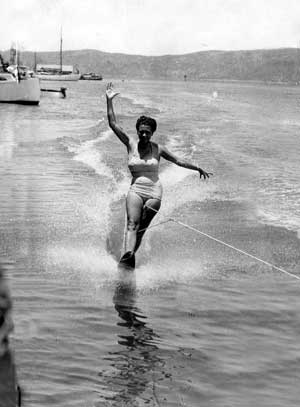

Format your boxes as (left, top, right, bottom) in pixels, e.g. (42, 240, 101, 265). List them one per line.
(1, 0, 300, 56)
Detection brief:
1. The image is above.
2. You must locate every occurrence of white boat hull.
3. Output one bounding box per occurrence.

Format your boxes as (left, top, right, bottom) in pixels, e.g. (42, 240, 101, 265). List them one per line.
(36, 73, 80, 81)
(0, 77, 40, 105)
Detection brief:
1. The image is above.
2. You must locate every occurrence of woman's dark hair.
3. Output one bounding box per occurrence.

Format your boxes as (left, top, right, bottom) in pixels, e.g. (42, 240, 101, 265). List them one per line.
(136, 116, 157, 133)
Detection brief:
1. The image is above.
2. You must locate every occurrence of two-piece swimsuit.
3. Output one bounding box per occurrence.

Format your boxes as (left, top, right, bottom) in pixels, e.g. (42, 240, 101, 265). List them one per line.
(128, 142, 163, 202)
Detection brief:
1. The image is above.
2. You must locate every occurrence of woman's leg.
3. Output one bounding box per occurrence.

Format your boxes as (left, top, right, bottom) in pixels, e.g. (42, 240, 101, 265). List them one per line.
(134, 198, 161, 253)
(124, 191, 144, 254)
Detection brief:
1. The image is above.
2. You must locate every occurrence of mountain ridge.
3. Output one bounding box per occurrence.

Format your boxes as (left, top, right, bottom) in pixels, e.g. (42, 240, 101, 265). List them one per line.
(1, 48, 299, 83)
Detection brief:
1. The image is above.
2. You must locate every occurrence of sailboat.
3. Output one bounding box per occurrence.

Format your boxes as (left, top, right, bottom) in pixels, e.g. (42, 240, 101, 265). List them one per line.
(35, 30, 80, 81)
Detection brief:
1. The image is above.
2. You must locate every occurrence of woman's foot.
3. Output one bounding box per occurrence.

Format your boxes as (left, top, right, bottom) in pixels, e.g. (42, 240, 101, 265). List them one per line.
(119, 251, 135, 269)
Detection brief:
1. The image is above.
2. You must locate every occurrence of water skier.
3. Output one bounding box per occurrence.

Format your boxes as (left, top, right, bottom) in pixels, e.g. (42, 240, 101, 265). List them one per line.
(106, 82, 212, 268)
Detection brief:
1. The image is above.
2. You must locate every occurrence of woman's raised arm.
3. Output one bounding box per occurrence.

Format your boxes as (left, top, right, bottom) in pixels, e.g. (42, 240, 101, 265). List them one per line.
(106, 82, 131, 148)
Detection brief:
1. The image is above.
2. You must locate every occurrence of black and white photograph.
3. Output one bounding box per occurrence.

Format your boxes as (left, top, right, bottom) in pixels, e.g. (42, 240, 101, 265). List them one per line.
(1, 1, 300, 406)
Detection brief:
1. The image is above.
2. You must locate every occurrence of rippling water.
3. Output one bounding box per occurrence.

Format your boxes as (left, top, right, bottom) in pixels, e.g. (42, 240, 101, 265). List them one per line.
(1, 79, 300, 406)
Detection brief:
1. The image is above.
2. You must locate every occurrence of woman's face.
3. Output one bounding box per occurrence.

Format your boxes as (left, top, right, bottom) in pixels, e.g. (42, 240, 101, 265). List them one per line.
(137, 124, 153, 144)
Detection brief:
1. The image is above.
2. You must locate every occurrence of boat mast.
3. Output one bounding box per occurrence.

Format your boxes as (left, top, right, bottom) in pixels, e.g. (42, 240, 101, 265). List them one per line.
(15, 42, 20, 82)
(10, 42, 16, 65)
(59, 27, 63, 73)
(34, 52, 37, 72)
(297, 41, 300, 85)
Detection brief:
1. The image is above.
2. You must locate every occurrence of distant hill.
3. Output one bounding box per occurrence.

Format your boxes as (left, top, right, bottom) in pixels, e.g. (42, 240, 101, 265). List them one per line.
(1, 48, 300, 83)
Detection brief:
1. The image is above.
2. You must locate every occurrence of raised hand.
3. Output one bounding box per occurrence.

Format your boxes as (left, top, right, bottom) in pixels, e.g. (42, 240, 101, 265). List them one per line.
(106, 82, 120, 100)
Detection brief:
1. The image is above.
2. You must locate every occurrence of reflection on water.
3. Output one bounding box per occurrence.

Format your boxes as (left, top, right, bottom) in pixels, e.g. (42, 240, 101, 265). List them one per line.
(113, 270, 160, 348)
(102, 270, 165, 406)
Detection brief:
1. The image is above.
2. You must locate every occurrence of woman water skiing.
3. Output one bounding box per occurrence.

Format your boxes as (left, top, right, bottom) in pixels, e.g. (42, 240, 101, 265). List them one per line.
(106, 82, 212, 267)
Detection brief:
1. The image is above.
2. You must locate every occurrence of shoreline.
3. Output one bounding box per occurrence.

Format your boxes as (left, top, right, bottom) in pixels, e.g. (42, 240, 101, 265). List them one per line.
(111, 77, 300, 87)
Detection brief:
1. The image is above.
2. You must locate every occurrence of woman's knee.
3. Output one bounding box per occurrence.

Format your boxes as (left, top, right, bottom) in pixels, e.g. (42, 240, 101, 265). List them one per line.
(127, 218, 139, 231)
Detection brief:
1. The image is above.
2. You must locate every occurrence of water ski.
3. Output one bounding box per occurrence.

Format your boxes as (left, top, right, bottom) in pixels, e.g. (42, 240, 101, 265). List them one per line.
(118, 251, 135, 270)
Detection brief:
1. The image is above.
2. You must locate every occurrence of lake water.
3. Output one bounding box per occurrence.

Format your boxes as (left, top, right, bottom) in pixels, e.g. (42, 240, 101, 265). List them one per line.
(1, 79, 300, 406)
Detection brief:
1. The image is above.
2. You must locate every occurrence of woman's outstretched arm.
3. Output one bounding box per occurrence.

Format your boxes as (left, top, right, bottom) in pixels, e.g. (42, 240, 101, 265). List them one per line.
(160, 145, 212, 179)
(106, 82, 131, 148)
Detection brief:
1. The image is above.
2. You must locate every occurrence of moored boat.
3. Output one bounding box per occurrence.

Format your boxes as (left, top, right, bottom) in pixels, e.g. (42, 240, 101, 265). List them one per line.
(80, 72, 103, 81)
(0, 68, 40, 105)
(35, 29, 80, 81)
(36, 64, 80, 81)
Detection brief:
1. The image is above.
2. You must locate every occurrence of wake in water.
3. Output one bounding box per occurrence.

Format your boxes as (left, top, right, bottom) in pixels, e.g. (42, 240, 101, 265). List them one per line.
(42, 80, 300, 291)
